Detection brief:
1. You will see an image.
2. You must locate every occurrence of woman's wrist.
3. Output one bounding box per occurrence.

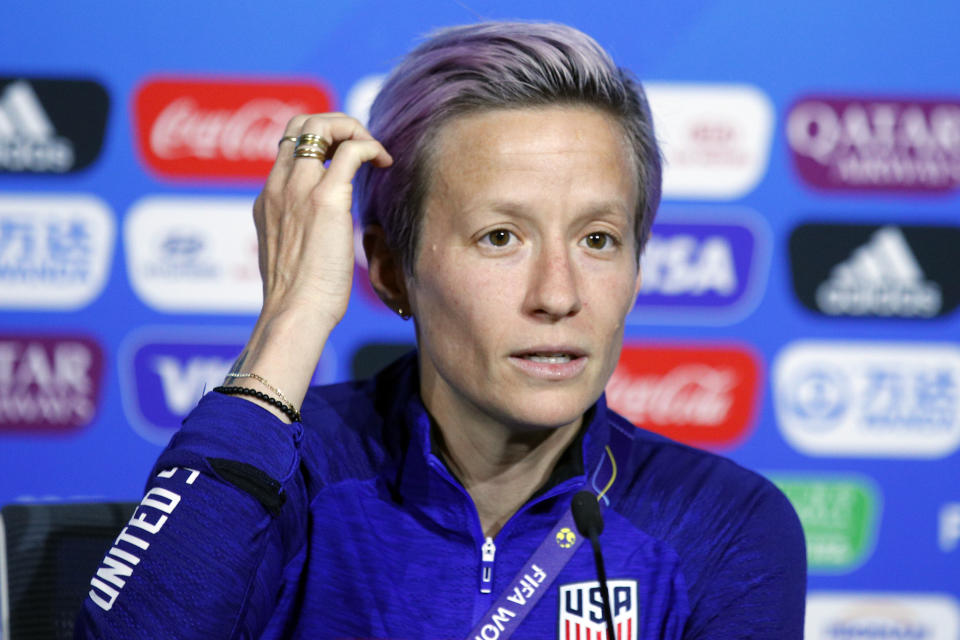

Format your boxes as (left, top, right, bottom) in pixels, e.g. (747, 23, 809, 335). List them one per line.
(221, 308, 333, 422)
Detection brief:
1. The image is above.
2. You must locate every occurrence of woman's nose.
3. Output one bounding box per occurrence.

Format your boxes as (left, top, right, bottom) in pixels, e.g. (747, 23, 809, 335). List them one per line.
(523, 242, 582, 320)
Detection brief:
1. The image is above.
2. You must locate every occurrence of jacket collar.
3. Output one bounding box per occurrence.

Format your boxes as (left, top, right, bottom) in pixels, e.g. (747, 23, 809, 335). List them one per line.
(376, 352, 615, 538)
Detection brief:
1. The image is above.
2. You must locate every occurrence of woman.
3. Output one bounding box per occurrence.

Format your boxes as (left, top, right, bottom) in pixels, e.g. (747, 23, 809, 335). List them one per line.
(77, 22, 805, 639)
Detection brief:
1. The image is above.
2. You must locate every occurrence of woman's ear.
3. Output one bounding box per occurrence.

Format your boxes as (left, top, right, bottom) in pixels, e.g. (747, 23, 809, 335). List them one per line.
(363, 224, 410, 318)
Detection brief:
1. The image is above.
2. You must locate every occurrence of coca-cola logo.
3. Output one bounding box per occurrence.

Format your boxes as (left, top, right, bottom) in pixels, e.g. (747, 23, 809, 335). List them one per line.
(606, 343, 761, 449)
(787, 95, 960, 193)
(133, 76, 333, 180)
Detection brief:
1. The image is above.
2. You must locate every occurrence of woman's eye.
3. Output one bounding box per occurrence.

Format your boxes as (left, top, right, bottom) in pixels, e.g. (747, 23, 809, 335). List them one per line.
(583, 232, 612, 250)
(484, 229, 513, 247)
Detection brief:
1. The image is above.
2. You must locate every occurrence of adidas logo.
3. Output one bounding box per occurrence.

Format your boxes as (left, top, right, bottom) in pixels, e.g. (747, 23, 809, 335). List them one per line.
(815, 226, 942, 317)
(0, 80, 74, 172)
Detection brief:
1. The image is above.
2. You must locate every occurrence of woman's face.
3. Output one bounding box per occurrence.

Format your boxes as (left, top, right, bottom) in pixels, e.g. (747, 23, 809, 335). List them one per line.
(407, 106, 641, 433)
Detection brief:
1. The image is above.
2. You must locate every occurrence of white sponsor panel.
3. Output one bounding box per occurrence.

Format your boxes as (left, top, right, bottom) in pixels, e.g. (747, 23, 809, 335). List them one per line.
(940, 503, 960, 553)
(645, 83, 774, 199)
(344, 74, 386, 126)
(0, 194, 114, 309)
(806, 592, 960, 640)
(124, 196, 260, 313)
(774, 341, 960, 458)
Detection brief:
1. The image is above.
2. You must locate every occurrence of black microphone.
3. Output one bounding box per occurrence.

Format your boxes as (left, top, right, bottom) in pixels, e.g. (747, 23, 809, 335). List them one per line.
(571, 490, 616, 640)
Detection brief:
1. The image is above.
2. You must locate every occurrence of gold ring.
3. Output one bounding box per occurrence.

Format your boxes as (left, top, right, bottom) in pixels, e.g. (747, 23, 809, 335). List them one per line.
(293, 148, 326, 159)
(297, 133, 328, 148)
(278, 136, 298, 147)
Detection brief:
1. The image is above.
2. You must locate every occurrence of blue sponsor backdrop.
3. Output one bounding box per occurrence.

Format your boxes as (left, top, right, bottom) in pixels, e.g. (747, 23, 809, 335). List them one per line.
(2, 0, 959, 615)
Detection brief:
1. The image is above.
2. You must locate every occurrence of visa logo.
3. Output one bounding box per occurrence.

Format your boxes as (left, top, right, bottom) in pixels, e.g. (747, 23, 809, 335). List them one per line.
(629, 213, 770, 325)
(152, 354, 232, 414)
(640, 233, 737, 296)
(121, 329, 338, 445)
(121, 334, 244, 445)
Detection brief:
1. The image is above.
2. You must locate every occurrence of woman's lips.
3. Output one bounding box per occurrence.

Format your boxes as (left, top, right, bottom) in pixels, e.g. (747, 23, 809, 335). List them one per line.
(509, 350, 588, 380)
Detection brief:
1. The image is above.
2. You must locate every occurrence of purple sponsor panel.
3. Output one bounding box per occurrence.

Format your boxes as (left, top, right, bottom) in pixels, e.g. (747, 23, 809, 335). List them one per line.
(628, 211, 770, 325)
(130, 340, 239, 443)
(119, 328, 337, 445)
(0, 333, 105, 433)
(786, 96, 960, 193)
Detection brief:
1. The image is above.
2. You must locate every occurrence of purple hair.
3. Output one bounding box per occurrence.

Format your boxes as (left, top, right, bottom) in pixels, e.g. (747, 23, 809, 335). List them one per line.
(356, 21, 662, 272)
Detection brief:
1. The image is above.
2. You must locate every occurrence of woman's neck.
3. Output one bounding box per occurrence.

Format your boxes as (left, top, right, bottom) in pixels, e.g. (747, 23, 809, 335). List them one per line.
(433, 414, 582, 538)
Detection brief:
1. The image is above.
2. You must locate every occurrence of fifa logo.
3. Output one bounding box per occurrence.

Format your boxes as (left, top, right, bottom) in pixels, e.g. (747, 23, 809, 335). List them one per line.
(558, 580, 638, 640)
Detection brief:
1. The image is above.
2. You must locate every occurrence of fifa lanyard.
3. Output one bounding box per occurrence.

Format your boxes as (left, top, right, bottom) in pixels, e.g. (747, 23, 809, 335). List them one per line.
(465, 431, 624, 640)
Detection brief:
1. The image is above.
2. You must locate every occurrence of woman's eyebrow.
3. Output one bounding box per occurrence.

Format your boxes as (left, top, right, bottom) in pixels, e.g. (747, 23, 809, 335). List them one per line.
(464, 198, 631, 219)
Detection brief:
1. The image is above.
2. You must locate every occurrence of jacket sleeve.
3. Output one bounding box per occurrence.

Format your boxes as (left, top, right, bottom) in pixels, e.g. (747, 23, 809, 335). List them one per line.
(683, 478, 807, 639)
(74, 391, 310, 639)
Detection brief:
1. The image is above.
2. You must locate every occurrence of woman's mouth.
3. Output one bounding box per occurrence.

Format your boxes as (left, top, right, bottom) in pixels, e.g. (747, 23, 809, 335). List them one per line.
(510, 350, 587, 380)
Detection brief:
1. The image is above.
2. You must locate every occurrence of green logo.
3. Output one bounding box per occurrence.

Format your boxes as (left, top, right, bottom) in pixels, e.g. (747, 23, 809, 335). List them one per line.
(770, 475, 879, 573)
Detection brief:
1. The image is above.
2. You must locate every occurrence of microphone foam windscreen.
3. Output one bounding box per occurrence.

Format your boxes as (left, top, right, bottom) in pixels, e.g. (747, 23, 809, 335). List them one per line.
(571, 490, 604, 537)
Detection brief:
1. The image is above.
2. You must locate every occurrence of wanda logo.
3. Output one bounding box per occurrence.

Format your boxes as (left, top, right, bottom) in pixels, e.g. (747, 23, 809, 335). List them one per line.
(606, 343, 761, 449)
(134, 77, 333, 179)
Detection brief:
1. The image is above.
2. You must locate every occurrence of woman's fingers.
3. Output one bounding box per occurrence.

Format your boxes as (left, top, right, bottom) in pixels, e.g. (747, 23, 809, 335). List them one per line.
(321, 138, 393, 192)
(251, 113, 392, 317)
(262, 114, 312, 194)
(286, 114, 380, 192)
(263, 113, 379, 196)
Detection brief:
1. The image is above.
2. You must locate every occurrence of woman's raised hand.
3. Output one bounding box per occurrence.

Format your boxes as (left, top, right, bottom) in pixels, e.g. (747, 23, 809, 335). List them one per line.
(226, 114, 392, 421)
(256, 113, 392, 332)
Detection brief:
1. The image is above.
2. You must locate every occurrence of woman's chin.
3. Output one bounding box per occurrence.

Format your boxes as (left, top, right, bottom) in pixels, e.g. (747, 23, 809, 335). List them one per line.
(495, 397, 593, 433)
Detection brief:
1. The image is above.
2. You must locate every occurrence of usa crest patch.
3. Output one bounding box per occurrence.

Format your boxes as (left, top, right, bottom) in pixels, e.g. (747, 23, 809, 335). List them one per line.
(558, 579, 638, 640)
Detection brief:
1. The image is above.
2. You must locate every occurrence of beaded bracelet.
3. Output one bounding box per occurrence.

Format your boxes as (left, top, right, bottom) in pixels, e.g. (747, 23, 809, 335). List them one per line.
(213, 385, 302, 423)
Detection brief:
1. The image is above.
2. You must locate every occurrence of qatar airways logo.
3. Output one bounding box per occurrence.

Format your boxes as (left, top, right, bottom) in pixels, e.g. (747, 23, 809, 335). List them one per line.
(787, 96, 960, 192)
(133, 77, 333, 179)
(606, 343, 760, 449)
(0, 334, 104, 432)
(630, 211, 770, 325)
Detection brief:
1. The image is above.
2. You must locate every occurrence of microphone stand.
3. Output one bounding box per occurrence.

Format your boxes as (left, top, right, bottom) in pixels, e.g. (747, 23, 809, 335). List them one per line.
(571, 490, 616, 640)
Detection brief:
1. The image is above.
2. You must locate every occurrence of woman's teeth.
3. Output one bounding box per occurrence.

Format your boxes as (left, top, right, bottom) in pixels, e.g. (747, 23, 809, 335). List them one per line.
(526, 354, 572, 363)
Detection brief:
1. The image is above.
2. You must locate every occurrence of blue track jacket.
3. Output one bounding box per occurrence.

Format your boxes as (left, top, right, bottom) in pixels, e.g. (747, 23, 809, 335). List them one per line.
(75, 353, 805, 639)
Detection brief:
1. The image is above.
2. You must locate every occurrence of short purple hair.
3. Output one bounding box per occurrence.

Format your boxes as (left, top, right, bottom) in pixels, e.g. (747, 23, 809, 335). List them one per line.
(356, 21, 662, 273)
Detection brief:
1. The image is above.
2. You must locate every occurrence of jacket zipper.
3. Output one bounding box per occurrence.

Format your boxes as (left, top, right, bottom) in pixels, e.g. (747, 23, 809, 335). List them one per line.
(426, 455, 499, 601)
(480, 536, 496, 593)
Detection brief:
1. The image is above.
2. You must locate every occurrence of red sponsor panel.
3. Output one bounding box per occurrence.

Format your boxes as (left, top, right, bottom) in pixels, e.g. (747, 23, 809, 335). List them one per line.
(606, 342, 761, 449)
(133, 76, 333, 180)
(0, 334, 105, 433)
